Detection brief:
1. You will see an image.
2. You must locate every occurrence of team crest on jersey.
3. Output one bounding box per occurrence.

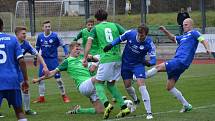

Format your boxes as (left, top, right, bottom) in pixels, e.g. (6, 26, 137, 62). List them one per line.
(49, 39, 53, 43)
(40, 39, 43, 42)
(22, 49, 25, 53)
(139, 45, 144, 50)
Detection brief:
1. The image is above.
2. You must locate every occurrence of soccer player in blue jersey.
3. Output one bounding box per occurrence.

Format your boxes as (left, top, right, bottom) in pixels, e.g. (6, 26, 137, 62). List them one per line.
(34, 20, 70, 103)
(15, 26, 50, 115)
(104, 24, 156, 119)
(146, 18, 211, 112)
(0, 18, 29, 121)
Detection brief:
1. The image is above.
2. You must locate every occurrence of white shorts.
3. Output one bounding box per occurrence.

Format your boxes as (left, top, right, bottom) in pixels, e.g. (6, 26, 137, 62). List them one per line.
(96, 62, 121, 82)
(78, 78, 98, 102)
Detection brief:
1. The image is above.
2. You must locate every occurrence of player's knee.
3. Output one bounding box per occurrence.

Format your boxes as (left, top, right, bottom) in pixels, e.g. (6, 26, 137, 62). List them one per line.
(166, 85, 174, 91)
(123, 80, 132, 88)
(155, 63, 165, 71)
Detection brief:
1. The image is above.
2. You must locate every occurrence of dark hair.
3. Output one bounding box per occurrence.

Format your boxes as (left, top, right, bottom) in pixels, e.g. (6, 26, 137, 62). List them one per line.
(42, 20, 51, 25)
(137, 24, 149, 35)
(86, 18, 94, 24)
(0, 18, 3, 32)
(15, 26, 27, 35)
(94, 9, 108, 21)
(69, 42, 81, 49)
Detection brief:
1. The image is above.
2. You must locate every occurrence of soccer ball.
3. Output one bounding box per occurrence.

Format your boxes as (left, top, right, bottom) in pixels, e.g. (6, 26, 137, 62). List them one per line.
(124, 99, 136, 112)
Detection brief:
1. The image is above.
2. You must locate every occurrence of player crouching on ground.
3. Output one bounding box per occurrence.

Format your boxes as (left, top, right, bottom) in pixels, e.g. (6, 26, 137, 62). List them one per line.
(32, 42, 104, 114)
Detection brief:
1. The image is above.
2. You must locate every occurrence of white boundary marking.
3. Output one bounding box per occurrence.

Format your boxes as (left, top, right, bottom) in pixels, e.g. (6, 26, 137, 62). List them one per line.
(105, 104, 215, 121)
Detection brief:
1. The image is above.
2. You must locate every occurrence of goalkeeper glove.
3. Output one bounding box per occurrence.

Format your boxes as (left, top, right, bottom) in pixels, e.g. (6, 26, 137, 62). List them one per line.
(103, 44, 113, 52)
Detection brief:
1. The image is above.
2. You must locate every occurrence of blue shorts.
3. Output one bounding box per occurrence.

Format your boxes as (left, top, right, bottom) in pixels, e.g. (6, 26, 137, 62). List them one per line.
(39, 58, 61, 78)
(121, 64, 145, 80)
(165, 59, 187, 81)
(0, 89, 22, 108)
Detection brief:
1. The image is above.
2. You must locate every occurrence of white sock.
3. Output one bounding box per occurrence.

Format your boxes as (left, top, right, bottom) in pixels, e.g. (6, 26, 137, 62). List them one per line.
(22, 93, 30, 111)
(169, 87, 189, 106)
(145, 67, 158, 79)
(56, 78, 66, 95)
(18, 118, 28, 121)
(139, 86, 152, 113)
(39, 80, 45, 97)
(126, 86, 137, 101)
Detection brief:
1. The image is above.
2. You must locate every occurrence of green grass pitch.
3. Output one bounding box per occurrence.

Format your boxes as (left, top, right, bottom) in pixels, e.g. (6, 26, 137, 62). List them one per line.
(1, 64, 215, 121)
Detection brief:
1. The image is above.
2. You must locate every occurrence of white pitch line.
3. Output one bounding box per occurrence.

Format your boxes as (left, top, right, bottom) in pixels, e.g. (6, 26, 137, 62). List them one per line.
(104, 104, 215, 121)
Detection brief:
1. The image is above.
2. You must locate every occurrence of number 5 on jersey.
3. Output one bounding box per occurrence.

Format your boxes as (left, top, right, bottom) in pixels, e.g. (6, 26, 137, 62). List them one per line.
(0, 44, 7, 64)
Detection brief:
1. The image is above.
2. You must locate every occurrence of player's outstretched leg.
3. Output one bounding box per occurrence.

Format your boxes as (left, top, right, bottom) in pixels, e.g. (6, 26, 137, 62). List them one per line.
(167, 79, 192, 113)
(66, 105, 96, 114)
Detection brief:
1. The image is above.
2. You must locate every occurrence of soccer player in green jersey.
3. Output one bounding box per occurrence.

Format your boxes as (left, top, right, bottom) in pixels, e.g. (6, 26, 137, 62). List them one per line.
(32, 42, 103, 114)
(83, 9, 130, 119)
(73, 18, 99, 75)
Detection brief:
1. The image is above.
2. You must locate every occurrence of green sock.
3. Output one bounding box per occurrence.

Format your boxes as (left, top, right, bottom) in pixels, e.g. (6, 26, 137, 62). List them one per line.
(76, 108, 96, 114)
(95, 83, 108, 105)
(107, 84, 124, 107)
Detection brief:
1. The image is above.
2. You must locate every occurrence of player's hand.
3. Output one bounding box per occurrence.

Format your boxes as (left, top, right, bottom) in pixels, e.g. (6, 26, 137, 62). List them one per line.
(21, 81, 29, 93)
(143, 60, 152, 67)
(32, 78, 40, 84)
(82, 58, 88, 67)
(43, 66, 50, 76)
(206, 50, 212, 55)
(33, 57, 37, 66)
(159, 26, 166, 32)
(103, 44, 113, 52)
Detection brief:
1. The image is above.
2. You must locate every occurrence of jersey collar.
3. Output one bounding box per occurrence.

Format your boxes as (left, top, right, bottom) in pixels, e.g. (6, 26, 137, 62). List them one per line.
(43, 31, 52, 37)
(136, 35, 147, 43)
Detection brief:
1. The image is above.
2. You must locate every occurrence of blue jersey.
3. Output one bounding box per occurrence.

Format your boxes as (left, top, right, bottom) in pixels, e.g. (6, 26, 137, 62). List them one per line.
(36, 32, 68, 58)
(17, 40, 38, 82)
(174, 30, 202, 67)
(0, 33, 23, 90)
(20, 40, 38, 56)
(111, 29, 156, 67)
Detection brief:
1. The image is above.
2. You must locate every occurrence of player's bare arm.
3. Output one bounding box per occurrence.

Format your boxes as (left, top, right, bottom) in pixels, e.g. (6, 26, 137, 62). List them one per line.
(32, 69, 59, 83)
(201, 40, 212, 54)
(159, 26, 176, 43)
(83, 38, 93, 67)
(18, 57, 29, 93)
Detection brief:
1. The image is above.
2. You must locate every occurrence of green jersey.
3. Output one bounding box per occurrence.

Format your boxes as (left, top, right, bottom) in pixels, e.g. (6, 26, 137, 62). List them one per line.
(89, 22, 125, 63)
(74, 28, 99, 55)
(56, 56, 91, 88)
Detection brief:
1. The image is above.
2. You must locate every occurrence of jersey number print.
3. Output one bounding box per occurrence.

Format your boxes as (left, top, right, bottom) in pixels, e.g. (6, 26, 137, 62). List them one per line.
(0, 44, 7, 64)
(105, 28, 113, 42)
